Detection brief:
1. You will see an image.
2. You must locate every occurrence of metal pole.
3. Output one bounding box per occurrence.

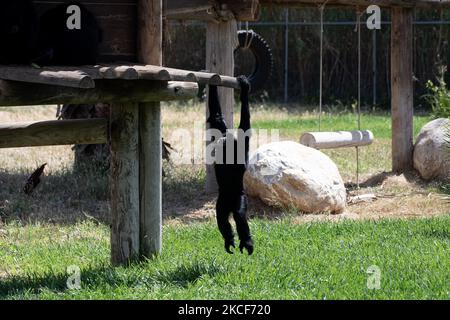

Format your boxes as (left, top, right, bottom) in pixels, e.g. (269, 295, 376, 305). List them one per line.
(284, 8, 289, 103)
(372, 29, 377, 108)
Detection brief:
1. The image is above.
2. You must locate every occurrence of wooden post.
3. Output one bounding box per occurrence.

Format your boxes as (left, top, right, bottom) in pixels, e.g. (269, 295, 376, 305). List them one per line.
(110, 103, 140, 265)
(205, 17, 238, 193)
(138, 0, 163, 258)
(391, 7, 414, 173)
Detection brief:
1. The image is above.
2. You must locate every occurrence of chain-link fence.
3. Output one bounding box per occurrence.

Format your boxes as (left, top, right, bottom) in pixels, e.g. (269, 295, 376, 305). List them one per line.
(164, 7, 450, 110)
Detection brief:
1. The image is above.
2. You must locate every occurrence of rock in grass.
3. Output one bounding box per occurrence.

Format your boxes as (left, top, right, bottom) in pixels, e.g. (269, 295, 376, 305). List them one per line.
(244, 141, 346, 214)
(413, 118, 450, 181)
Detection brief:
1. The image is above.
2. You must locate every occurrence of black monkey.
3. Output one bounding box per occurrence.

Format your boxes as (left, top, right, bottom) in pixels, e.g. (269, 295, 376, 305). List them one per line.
(0, 0, 39, 64)
(36, 1, 102, 65)
(207, 76, 254, 255)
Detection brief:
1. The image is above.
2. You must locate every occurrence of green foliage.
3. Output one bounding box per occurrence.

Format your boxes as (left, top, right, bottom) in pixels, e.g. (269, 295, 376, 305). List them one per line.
(425, 67, 450, 119)
(0, 217, 449, 299)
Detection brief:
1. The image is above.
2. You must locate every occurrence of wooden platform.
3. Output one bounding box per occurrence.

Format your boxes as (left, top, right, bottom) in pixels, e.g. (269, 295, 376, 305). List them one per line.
(0, 64, 241, 89)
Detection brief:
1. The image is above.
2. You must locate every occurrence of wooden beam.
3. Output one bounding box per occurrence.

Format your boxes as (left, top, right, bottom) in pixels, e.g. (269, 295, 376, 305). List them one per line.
(110, 103, 140, 266)
(222, 0, 261, 21)
(138, 0, 163, 259)
(165, 0, 260, 21)
(0, 119, 107, 149)
(164, 0, 213, 16)
(0, 65, 240, 89)
(0, 66, 94, 89)
(391, 7, 414, 173)
(205, 19, 238, 193)
(163, 67, 199, 82)
(258, 0, 450, 9)
(0, 80, 198, 107)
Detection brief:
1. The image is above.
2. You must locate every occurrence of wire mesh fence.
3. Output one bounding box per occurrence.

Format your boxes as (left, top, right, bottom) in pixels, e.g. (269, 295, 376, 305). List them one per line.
(165, 7, 450, 110)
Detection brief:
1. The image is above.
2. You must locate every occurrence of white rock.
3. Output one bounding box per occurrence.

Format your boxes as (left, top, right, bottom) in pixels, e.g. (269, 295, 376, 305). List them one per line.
(244, 141, 346, 214)
(413, 118, 450, 180)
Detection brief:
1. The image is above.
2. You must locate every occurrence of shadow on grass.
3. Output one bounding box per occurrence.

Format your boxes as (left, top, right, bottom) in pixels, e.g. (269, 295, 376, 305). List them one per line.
(162, 164, 216, 220)
(154, 262, 224, 288)
(0, 166, 109, 225)
(0, 261, 224, 298)
(421, 227, 449, 240)
(0, 162, 216, 225)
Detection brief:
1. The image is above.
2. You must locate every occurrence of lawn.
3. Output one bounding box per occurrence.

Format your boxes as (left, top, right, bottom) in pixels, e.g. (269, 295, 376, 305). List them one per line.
(0, 216, 448, 299)
(0, 104, 448, 300)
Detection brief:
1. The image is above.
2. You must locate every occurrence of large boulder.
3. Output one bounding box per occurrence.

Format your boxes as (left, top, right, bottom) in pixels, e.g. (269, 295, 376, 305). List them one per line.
(244, 141, 346, 214)
(413, 118, 450, 180)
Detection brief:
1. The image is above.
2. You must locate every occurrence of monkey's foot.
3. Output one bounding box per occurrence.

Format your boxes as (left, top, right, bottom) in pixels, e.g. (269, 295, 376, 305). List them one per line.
(224, 240, 236, 254)
(239, 239, 254, 256)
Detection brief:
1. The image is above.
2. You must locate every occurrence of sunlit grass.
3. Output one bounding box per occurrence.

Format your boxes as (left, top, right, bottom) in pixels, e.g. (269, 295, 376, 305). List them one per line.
(0, 216, 448, 299)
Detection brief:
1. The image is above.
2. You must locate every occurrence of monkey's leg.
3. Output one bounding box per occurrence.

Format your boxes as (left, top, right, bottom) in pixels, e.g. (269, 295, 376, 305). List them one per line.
(207, 85, 227, 135)
(216, 197, 235, 254)
(232, 194, 254, 255)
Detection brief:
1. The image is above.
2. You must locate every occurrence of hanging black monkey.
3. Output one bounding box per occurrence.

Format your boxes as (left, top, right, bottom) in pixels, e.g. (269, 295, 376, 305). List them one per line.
(207, 76, 254, 255)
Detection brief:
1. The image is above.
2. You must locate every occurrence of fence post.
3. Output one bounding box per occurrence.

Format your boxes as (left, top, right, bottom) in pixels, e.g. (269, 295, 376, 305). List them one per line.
(284, 8, 289, 104)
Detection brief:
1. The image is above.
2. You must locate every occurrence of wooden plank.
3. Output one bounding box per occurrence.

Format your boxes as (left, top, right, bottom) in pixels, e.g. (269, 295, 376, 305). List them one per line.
(193, 71, 222, 86)
(0, 64, 240, 88)
(299, 130, 374, 149)
(0, 80, 198, 106)
(109, 66, 139, 80)
(165, 0, 260, 21)
(138, 0, 163, 259)
(165, 0, 218, 21)
(110, 102, 140, 266)
(0, 119, 107, 149)
(391, 7, 414, 173)
(163, 67, 198, 82)
(205, 19, 238, 193)
(133, 65, 171, 80)
(222, 0, 261, 21)
(164, 0, 213, 15)
(45, 65, 115, 79)
(219, 75, 241, 89)
(0, 66, 94, 89)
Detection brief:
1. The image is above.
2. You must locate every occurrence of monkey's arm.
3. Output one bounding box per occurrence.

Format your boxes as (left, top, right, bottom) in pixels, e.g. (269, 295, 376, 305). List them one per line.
(207, 85, 228, 135)
(238, 76, 251, 132)
(237, 76, 251, 163)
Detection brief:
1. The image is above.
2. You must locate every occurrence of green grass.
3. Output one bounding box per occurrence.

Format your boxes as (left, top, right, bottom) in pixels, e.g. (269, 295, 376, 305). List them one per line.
(1, 216, 449, 300)
(252, 113, 432, 140)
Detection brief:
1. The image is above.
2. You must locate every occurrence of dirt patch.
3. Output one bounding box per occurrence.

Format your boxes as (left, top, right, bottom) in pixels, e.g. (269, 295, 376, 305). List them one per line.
(165, 172, 449, 225)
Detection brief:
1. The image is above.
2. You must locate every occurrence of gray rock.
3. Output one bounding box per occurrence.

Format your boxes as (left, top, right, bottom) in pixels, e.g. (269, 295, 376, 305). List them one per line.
(413, 118, 450, 180)
(244, 141, 346, 214)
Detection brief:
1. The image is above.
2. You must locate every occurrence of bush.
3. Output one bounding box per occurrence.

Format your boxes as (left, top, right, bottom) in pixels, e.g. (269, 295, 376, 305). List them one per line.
(425, 67, 450, 119)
